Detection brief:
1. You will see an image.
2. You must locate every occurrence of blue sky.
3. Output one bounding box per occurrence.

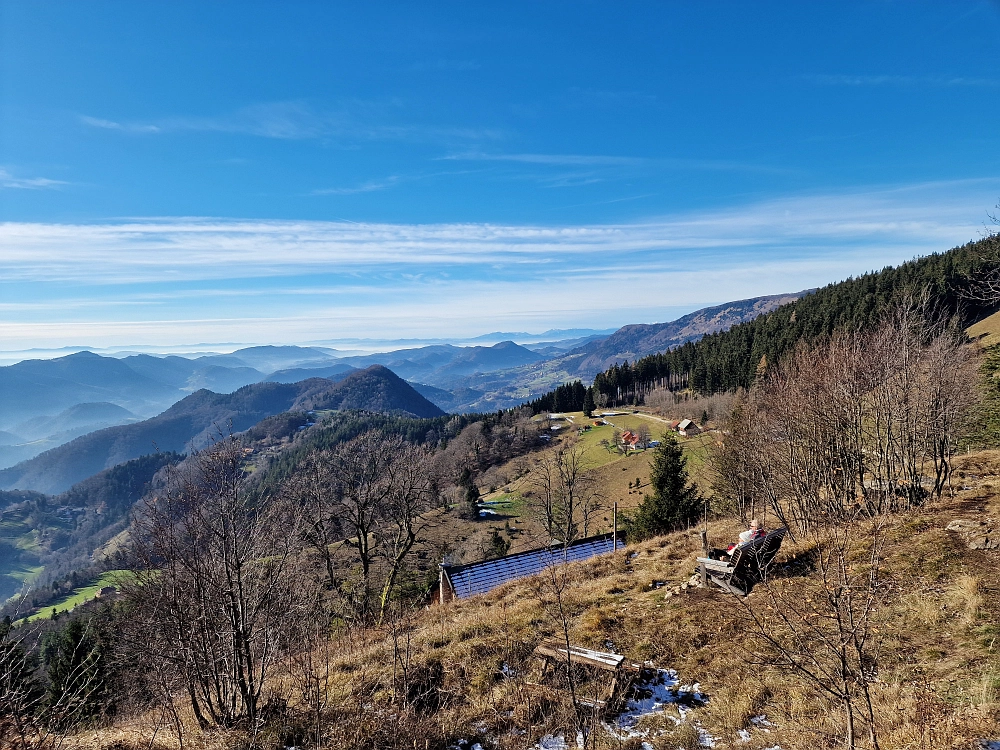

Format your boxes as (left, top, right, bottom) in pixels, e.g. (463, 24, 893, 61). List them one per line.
(2, 1, 1000, 350)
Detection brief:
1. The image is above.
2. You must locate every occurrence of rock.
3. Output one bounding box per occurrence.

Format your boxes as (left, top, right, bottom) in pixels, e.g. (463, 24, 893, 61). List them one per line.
(946, 519, 982, 532)
(968, 534, 999, 550)
(946, 518, 999, 550)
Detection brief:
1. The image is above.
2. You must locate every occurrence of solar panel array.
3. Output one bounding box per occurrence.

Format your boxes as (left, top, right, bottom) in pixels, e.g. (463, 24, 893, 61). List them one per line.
(443, 533, 624, 599)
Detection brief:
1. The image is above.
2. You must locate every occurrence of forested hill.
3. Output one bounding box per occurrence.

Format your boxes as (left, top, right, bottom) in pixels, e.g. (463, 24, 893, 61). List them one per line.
(566, 235, 999, 407)
(296, 364, 446, 418)
(0, 365, 444, 494)
(567, 291, 807, 375)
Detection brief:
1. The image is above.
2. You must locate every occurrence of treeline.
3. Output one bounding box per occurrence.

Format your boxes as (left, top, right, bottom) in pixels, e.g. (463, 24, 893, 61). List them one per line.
(526, 380, 589, 414)
(570, 236, 999, 406)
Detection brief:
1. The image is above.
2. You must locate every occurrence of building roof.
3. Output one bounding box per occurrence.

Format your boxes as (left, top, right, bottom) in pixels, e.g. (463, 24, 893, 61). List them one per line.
(621, 430, 640, 445)
(442, 533, 624, 600)
(678, 418, 695, 430)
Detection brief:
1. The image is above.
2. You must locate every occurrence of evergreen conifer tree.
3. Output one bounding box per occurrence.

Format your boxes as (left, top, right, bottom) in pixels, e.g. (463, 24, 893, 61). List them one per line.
(41, 616, 107, 726)
(583, 387, 596, 417)
(629, 434, 702, 540)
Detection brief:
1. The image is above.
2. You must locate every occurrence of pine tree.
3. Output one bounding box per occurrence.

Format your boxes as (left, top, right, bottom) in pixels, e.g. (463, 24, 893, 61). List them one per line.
(457, 467, 481, 518)
(629, 435, 702, 540)
(41, 616, 107, 726)
(485, 528, 511, 558)
(583, 387, 596, 417)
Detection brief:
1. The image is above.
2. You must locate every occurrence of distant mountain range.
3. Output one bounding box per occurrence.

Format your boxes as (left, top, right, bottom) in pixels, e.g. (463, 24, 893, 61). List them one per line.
(420, 292, 810, 412)
(0, 294, 801, 470)
(0, 366, 441, 494)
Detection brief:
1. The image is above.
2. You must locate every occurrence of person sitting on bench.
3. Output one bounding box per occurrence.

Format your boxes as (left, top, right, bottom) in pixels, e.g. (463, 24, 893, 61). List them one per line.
(711, 519, 766, 561)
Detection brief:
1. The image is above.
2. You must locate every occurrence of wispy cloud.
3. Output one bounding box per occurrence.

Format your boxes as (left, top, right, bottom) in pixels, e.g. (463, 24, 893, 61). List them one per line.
(806, 74, 1000, 88)
(443, 152, 791, 175)
(0, 168, 68, 190)
(79, 115, 162, 134)
(1, 179, 995, 347)
(311, 176, 401, 196)
(79, 101, 504, 144)
(444, 152, 647, 166)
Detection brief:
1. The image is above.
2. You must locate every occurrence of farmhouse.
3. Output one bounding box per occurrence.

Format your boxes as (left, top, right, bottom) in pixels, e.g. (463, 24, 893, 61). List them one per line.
(677, 418, 700, 436)
(620, 430, 641, 449)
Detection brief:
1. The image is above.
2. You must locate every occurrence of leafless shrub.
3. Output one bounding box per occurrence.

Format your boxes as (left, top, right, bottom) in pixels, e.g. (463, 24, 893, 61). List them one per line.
(123, 436, 314, 733)
(528, 441, 603, 545)
(713, 310, 980, 534)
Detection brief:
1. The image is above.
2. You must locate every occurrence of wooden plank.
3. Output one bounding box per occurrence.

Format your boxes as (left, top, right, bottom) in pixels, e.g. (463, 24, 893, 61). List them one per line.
(709, 574, 748, 597)
(697, 557, 734, 572)
(534, 639, 625, 671)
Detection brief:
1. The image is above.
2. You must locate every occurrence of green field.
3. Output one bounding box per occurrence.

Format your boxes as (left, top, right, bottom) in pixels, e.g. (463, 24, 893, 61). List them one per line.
(968, 309, 1000, 346)
(544, 411, 710, 471)
(20, 570, 134, 624)
(0, 508, 44, 601)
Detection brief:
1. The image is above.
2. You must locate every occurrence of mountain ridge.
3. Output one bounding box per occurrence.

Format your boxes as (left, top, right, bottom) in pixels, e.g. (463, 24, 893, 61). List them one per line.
(0, 365, 443, 494)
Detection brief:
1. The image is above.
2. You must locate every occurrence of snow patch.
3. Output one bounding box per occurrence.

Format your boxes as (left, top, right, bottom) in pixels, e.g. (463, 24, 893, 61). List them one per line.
(534, 733, 584, 749)
(612, 669, 706, 734)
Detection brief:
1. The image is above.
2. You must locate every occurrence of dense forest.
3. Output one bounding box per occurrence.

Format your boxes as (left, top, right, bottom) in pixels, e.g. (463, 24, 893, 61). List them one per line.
(573, 236, 1000, 406)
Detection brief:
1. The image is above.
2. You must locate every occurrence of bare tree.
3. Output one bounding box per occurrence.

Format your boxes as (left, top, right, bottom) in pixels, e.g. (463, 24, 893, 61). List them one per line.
(373, 440, 436, 623)
(529, 443, 602, 545)
(125, 437, 310, 730)
(283, 451, 343, 590)
(289, 432, 435, 622)
(713, 312, 980, 535)
(737, 518, 888, 750)
(635, 423, 651, 449)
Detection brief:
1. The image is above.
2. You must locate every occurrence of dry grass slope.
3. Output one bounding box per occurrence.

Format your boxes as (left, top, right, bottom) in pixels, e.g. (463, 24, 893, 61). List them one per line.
(57, 450, 1000, 750)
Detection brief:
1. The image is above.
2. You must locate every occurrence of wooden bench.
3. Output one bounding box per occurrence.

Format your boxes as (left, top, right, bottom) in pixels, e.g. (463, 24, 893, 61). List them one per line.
(531, 638, 639, 715)
(696, 527, 787, 596)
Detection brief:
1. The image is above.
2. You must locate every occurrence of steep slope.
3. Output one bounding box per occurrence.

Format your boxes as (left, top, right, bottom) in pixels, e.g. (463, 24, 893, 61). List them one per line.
(0, 367, 445, 494)
(568, 292, 807, 374)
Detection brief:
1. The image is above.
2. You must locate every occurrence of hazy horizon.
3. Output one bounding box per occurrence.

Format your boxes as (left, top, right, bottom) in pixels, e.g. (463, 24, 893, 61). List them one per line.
(3, 2, 999, 349)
